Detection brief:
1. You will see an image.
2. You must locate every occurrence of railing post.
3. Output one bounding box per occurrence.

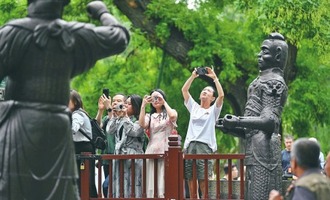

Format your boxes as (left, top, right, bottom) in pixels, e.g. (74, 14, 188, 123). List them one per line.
(165, 135, 182, 200)
(80, 152, 91, 200)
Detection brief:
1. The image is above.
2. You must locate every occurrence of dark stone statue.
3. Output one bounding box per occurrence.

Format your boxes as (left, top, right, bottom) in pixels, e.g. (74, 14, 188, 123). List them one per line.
(218, 33, 288, 200)
(0, 0, 129, 199)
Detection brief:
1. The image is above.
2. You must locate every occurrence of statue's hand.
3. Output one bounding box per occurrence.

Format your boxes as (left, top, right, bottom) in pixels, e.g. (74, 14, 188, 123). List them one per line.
(217, 117, 246, 138)
(87, 1, 110, 19)
(216, 118, 229, 133)
(223, 114, 240, 129)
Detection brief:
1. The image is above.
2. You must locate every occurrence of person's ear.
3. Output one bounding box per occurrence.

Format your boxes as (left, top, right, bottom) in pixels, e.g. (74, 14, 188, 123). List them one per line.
(275, 47, 282, 62)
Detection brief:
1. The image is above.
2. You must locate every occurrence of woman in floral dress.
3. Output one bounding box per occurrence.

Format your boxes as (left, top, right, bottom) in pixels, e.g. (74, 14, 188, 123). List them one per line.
(139, 89, 178, 198)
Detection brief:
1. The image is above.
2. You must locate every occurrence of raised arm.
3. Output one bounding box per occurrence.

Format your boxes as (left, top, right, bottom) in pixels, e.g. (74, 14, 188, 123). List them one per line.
(205, 67, 224, 108)
(181, 69, 198, 102)
(95, 95, 106, 125)
(87, 1, 129, 40)
(84, 1, 130, 58)
(139, 95, 151, 129)
(162, 100, 178, 122)
(87, 1, 119, 26)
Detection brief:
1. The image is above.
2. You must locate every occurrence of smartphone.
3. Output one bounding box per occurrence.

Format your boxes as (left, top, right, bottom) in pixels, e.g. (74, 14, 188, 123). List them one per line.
(102, 88, 110, 97)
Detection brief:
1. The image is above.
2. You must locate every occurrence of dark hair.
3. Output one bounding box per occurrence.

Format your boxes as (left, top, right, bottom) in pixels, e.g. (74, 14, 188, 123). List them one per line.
(69, 89, 83, 111)
(149, 89, 167, 117)
(223, 164, 237, 174)
(206, 85, 216, 97)
(266, 32, 288, 70)
(147, 89, 168, 128)
(128, 94, 142, 119)
(291, 138, 320, 169)
(284, 135, 294, 141)
(113, 93, 127, 101)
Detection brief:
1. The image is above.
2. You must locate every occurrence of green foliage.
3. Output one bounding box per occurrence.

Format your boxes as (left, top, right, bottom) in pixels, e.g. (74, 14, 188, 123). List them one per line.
(71, 32, 162, 116)
(0, 0, 26, 24)
(146, 0, 264, 86)
(282, 40, 330, 140)
(236, 0, 330, 55)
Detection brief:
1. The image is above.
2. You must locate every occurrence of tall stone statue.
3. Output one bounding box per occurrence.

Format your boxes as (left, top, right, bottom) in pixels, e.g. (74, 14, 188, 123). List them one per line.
(218, 33, 288, 200)
(0, 0, 129, 199)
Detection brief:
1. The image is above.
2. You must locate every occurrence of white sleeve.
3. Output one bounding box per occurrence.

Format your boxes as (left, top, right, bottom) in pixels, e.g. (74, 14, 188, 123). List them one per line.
(71, 112, 84, 133)
(184, 95, 197, 113)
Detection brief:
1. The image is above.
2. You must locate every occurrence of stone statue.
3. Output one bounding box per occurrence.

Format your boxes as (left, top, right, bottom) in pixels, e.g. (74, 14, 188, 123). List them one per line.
(0, 0, 129, 199)
(218, 33, 288, 200)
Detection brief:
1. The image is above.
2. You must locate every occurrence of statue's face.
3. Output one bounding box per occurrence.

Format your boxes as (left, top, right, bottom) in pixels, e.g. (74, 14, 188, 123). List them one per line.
(257, 40, 278, 71)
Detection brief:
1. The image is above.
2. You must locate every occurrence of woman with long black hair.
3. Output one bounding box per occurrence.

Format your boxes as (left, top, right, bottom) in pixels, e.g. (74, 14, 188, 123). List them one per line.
(104, 94, 145, 198)
(139, 89, 178, 198)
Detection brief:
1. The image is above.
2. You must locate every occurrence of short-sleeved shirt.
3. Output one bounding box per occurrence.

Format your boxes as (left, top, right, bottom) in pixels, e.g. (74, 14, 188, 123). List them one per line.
(183, 95, 222, 152)
(72, 109, 92, 142)
(281, 149, 291, 173)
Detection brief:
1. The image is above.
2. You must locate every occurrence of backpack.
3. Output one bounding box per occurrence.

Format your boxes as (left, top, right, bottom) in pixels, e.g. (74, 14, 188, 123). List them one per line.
(79, 114, 107, 150)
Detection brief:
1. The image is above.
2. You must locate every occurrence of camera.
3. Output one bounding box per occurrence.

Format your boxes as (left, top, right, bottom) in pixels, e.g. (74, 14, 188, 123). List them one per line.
(152, 96, 159, 103)
(113, 104, 124, 111)
(196, 67, 208, 76)
(103, 88, 110, 97)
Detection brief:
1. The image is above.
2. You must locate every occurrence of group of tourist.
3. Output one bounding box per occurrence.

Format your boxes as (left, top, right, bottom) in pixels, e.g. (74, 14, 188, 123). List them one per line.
(70, 32, 330, 200)
(71, 66, 224, 198)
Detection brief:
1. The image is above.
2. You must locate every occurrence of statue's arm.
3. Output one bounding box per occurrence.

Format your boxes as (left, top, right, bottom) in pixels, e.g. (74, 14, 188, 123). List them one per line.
(223, 114, 275, 135)
(222, 79, 287, 135)
(69, 2, 130, 77)
(86, 1, 130, 55)
(216, 118, 246, 138)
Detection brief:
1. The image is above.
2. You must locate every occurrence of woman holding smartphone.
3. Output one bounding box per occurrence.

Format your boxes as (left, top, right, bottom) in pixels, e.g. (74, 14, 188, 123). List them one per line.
(139, 89, 178, 198)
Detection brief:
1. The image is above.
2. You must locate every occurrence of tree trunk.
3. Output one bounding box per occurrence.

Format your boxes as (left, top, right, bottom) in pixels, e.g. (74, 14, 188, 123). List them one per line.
(285, 43, 298, 84)
(113, 0, 193, 65)
(113, 0, 297, 116)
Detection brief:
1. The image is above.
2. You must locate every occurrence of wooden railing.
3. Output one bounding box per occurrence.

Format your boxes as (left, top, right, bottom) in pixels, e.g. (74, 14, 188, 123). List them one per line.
(79, 135, 245, 200)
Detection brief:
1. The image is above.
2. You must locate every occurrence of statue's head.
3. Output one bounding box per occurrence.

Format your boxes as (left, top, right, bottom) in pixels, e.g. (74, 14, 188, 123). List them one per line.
(257, 33, 288, 71)
(27, 0, 70, 19)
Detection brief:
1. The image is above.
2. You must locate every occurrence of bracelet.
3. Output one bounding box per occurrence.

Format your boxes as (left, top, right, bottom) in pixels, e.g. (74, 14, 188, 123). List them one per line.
(213, 78, 218, 82)
(107, 108, 112, 113)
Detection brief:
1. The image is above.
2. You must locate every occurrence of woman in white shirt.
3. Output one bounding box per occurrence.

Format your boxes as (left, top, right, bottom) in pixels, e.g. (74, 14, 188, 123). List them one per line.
(181, 67, 224, 198)
(68, 89, 96, 197)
